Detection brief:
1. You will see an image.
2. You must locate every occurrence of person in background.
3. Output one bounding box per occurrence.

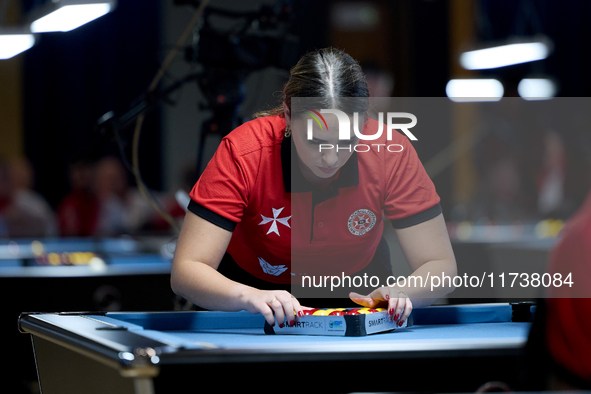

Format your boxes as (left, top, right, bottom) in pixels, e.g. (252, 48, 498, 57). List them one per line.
(0, 159, 13, 236)
(57, 160, 100, 237)
(521, 189, 591, 390)
(149, 163, 197, 233)
(9, 156, 57, 237)
(361, 61, 394, 98)
(542, 188, 591, 390)
(0, 157, 56, 238)
(94, 156, 155, 236)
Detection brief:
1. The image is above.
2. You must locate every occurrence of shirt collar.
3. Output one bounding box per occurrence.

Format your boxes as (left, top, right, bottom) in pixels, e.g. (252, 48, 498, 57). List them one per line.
(281, 135, 359, 193)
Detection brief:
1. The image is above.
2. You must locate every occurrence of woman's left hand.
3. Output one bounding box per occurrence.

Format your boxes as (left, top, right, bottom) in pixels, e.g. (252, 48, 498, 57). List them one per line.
(349, 288, 412, 327)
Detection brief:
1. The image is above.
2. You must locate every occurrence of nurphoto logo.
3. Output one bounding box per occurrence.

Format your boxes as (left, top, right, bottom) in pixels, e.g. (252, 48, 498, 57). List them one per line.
(305, 108, 417, 153)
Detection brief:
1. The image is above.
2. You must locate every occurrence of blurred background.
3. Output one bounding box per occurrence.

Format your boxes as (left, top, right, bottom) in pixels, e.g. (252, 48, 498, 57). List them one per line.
(1, 0, 591, 392)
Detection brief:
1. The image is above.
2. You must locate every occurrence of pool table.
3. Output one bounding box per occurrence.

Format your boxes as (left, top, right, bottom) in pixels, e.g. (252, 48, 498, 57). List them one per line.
(2, 237, 177, 393)
(19, 303, 534, 393)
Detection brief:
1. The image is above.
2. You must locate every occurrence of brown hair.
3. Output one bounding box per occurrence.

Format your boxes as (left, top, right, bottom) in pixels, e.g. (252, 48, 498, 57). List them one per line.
(253, 47, 369, 118)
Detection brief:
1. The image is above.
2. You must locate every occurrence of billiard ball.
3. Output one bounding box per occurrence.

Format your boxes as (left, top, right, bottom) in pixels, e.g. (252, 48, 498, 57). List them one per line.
(357, 308, 378, 314)
(302, 309, 317, 316)
(329, 310, 345, 316)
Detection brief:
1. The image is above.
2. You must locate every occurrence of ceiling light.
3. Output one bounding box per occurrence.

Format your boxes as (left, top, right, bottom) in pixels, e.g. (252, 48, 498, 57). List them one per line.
(0, 29, 36, 59)
(30, 0, 116, 33)
(446, 79, 504, 102)
(518, 78, 557, 100)
(460, 39, 551, 70)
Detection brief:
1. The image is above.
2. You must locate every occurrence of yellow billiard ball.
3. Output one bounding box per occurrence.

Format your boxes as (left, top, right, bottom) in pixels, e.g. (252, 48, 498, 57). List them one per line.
(313, 309, 334, 316)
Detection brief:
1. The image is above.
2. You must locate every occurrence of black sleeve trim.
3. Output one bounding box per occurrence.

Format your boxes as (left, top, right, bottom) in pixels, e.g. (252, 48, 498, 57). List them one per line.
(391, 203, 442, 229)
(188, 200, 237, 232)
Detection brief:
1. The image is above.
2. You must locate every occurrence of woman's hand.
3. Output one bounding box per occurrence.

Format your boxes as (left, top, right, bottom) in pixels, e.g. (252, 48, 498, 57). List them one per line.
(238, 288, 305, 327)
(349, 288, 412, 327)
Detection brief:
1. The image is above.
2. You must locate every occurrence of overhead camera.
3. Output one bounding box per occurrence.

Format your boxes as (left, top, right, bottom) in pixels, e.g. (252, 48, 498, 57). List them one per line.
(174, 0, 299, 173)
(176, 0, 299, 71)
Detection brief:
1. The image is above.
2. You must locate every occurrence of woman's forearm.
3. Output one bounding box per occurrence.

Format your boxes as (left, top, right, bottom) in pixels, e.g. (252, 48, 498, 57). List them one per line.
(390, 258, 457, 308)
(171, 211, 252, 311)
(171, 259, 254, 312)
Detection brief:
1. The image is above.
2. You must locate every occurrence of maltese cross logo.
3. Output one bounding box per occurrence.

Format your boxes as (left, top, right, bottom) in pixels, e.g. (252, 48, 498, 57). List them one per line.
(259, 207, 291, 236)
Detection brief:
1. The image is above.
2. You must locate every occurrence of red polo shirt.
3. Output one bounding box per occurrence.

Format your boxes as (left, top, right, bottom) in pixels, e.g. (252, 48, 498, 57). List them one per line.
(189, 115, 441, 284)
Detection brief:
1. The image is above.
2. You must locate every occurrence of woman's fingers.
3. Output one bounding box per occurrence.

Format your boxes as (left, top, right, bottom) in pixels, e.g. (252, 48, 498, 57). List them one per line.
(349, 289, 387, 308)
(258, 301, 276, 326)
(291, 296, 305, 318)
(268, 297, 287, 327)
(245, 289, 295, 326)
(387, 291, 413, 326)
(262, 290, 302, 327)
(274, 291, 296, 327)
(389, 293, 404, 321)
(257, 288, 411, 328)
(400, 297, 413, 325)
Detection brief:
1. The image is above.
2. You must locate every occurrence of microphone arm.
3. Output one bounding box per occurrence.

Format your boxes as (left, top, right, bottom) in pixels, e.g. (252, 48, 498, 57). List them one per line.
(95, 72, 201, 139)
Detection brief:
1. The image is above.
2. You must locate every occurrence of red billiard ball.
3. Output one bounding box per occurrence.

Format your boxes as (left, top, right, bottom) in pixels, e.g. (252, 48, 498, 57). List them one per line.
(302, 309, 318, 316)
(367, 309, 378, 313)
(345, 310, 360, 315)
(329, 310, 345, 316)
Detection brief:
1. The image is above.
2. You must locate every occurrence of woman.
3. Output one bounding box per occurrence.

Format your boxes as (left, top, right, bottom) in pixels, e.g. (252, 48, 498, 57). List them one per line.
(171, 48, 457, 328)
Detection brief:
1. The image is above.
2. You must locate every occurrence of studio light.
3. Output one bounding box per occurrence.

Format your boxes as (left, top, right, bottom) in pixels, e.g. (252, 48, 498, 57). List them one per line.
(518, 78, 557, 100)
(446, 79, 504, 102)
(0, 29, 36, 59)
(460, 39, 551, 70)
(30, 0, 116, 33)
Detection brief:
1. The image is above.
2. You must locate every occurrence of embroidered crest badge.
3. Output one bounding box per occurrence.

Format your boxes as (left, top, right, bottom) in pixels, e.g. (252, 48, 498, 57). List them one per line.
(347, 209, 376, 236)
